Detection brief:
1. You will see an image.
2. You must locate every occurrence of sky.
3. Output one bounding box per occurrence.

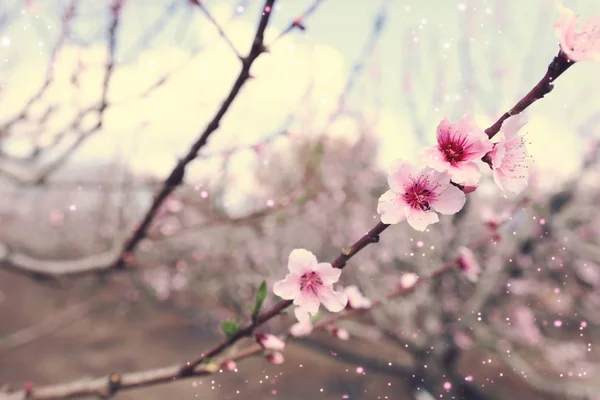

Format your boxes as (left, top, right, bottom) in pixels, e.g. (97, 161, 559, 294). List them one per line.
(1, 0, 600, 214)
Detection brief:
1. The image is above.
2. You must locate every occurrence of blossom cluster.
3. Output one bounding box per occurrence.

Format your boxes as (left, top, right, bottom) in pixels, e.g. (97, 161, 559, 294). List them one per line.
(260, 3, 600, 362)
(378, 114, 530, 231)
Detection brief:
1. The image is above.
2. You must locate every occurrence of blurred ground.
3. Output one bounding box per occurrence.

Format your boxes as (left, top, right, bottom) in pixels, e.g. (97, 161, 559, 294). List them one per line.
(0, 269, 559, 400)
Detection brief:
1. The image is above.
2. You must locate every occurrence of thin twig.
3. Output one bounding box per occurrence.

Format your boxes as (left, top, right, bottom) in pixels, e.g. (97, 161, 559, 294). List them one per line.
(189, 0, 243, 60)
(267, 0, 325, 47)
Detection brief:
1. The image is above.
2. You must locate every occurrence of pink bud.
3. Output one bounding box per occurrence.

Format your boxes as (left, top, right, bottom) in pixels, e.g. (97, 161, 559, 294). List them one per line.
(399, 273, 419, 289)
(255, 332, 286, 351)
(329, 327, 350, 341)
(221, 360, 237, 371)
(266, 352, 284, 365)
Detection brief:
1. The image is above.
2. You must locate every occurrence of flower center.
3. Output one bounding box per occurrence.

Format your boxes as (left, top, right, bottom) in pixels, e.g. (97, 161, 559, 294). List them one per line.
(300, 271, 323, 294)
(402, 176, 438, 211)
(439, 132, 470, 165)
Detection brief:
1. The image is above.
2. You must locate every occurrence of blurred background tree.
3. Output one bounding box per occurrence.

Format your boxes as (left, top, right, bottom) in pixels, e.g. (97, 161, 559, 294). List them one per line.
(1, 0, 600, 399)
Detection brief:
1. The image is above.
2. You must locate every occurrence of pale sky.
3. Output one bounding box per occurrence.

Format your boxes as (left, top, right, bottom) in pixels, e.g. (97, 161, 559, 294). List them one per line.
(1, 0, 599, 213)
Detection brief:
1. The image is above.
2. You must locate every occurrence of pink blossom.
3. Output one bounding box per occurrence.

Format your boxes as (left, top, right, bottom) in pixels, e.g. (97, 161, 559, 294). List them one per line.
(554, 5, 600, 62)
(377, 161, 466, 231)
(266, 352, 285, 365)
(424, 115, 493, 186)
(273, 249, 347, 316)
(344, 285, 372, 309)
(289, 308, 313, 337)
(255, 332, 286, 351)
(457, 247, 480, 282)
(487, 116, 530, 195)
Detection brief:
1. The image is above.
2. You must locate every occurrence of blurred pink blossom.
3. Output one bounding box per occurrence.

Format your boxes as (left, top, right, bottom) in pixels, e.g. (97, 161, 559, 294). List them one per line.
(377, 161, 466, 231)
(554, 5, 600, 62)
(399, 273, 419, 289)
(344, 285, 372, 309)
(457, 247, 480, 282)
(453, 331, 473, 350)
(273, 249, 347, 316)
(424, 115, 493, 186)
(513, 306, 542, 344)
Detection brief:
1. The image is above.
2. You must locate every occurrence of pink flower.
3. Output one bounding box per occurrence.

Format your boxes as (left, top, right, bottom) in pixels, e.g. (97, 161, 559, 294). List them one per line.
(266, 352, 285, 365)
(487, 116, 530, 195)
(255, 332, 286, 351)
(424, 115, 493, 186)
(289, 308, 313, 337)
(273, 249, 348, 316)
(344, 285, 372, 309)
(554, 5, 600, 62)
(377, 161, 466, 231)
(457, 247, 480, 282)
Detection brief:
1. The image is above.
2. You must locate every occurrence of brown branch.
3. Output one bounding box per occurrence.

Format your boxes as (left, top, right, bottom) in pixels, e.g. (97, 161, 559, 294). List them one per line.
(116, 0, 277, 269)
(2, 222, 502, 399)
(178, 221, 389, 375)
(0, 232, 127, 278)
(33, 1, 122, 183)
(485, 50, 574, 139)
(267, 0, 326, 47)
(0, 345, 263, 400)
(0, 0, 121, 185)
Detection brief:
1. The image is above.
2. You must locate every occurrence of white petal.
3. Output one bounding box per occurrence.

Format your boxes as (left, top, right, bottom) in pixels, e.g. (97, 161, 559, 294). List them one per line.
(377, 190, 407, 225)
(288, 249, 318, 275)
(293, 290, 320, 315)
(273, 276, 300, 300)
(344, 285, 372, 309)
(432, 185, 466, 215)
(294, 307, 311, 323)
(313, 262, 341, 285)
(387, 160, 417, 192)
(448, 162, 482, 186)
(289, 310, 313, 337)
(319, 287, 348, 313)
(406, 209, 439, 231)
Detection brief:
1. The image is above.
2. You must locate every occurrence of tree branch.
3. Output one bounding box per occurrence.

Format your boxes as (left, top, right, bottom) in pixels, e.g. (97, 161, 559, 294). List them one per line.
(485, 50, 574, 139)
(116, 0, 277, 269)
